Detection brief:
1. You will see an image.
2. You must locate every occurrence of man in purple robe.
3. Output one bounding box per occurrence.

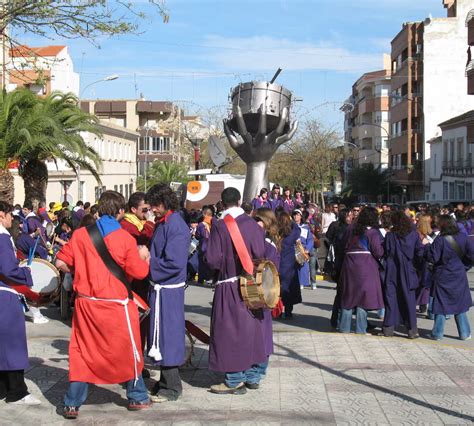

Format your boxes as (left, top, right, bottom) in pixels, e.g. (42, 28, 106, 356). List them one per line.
(0, 201, 41, 405)
(22, 201, 46, 242)
(206, 187, 267, 394)
(146, 184, 190, 403)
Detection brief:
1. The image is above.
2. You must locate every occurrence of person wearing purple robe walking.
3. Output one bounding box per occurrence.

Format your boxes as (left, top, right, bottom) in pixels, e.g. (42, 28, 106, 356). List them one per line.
(268, 184, 283, 211)
(277, 211, 301, 318)
(281, 187, 295, 214)
(339, 207, 384, 334)
(206, 188, 267, 394)
(292, 209, 314, 289)
(382, 211, 426, 339)
(251, 188, 271, 211)
(425, 215, 473, 340)
(0, 201, 41, 406)
(254, 207, 281, 378)
(146, 184, 190, 402)
(195, 205, 214, 285)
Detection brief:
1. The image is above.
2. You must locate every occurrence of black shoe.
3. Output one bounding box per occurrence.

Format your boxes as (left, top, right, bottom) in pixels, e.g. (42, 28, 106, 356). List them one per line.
(142, 368, 151, 379)
(367, 322, 377, 331)
(419, 305, 427, 314)
(245, 382, 260, 390)
(63, 406, 79, 419)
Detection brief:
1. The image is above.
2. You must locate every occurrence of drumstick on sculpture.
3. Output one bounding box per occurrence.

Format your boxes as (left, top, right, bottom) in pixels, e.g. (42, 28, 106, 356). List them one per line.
(223, 78, 298, 202)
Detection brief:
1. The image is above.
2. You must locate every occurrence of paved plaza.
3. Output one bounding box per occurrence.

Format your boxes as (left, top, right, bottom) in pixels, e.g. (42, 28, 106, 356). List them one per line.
(2, 277, 474, 425)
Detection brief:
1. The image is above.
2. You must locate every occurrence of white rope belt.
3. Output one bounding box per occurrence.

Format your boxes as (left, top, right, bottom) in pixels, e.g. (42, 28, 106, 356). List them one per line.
(0, 287, 19, 296)
(77, 294, 141, 384)
(148, 282, 186, 362)
(215, 276, 239, 286)
(346, 251, 371, 255)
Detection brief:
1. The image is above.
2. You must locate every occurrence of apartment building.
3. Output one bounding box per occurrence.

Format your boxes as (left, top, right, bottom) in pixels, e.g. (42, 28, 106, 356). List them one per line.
(467, 7, 474, 94)
(428, 110, 474, 201)
(7, 45, 79, 95)
(341, 57, 391, 184)
(81, 99, 192, 174)
(389, 0, 474, 202)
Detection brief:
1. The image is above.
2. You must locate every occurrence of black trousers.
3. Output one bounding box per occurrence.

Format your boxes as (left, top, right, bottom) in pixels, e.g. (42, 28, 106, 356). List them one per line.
(0, 370, 29, 402)
(152, 366, 182, 400)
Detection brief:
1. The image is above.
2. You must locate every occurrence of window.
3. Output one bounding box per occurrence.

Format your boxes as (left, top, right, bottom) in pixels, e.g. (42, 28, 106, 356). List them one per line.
(466, 182, 472, 200)
(449, 139, 455, 162)
(457, 138, 464, 162)
(449, 182, 455, 199)
(443, 182, 448, 200)
(456, 181, 465, 200)
(120, 184, 123, 195)
(139, 136, 149, 152)
(433, 153, 437, 175)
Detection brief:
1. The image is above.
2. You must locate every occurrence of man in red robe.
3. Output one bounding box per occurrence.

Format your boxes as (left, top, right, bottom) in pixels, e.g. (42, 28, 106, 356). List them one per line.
(56, 191, 152, 419)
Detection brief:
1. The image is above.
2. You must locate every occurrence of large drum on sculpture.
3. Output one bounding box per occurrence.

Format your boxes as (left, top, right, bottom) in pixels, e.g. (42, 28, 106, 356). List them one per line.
(229, 81, 292, 135)
(20, 258, 60, 305)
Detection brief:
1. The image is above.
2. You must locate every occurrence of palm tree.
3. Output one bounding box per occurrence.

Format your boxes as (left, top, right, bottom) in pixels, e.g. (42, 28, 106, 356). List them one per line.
(137, 161, 190, 190)
(12, 91, 102, 207)
(0, 89, 39, 203)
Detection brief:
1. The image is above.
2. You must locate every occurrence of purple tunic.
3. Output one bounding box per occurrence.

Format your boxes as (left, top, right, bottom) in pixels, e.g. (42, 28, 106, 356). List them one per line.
(148, 212, 190, 366)
(281, 198, 295, 214)
(205, 211, 267, 373)
(16, 233, 48, 260)
(251, 197, 271, 211)
(0, 233, 33, 371)
(279, 223, 301, 307)
(196, 222, 212, 281)
(269, 196, 283, 211)
(339, 227, 384, 310)
(425, 232, 473, 315)
(296, 223, 314, 287)
(262, 239, 280, 357)
(383, 230, 425, 330)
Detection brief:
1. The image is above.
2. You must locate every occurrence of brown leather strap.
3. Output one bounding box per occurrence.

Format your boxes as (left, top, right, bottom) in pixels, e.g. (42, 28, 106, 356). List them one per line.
(223, 215, 254, 276)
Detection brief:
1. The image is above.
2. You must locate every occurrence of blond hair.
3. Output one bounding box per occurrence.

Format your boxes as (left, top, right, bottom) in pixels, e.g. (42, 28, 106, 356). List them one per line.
(417, 214, 432, 237)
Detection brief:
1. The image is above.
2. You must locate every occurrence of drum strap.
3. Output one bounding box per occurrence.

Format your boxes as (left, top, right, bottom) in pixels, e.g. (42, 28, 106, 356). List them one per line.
(86, 223, 133, 300)
(223, 215, 254, 276)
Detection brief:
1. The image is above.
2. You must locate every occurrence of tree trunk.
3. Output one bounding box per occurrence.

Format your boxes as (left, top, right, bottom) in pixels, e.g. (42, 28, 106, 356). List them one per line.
(0, 168, 14, 204)
(21, 159, 48, 210)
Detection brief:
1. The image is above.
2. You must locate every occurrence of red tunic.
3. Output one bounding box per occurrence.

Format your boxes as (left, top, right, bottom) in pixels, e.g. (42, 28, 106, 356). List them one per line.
(120, 219, 155, 247)
(57, 227, 149, 384)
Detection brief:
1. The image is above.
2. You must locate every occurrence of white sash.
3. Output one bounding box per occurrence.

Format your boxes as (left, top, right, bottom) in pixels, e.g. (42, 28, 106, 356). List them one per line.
(148, 282, 186, 362)
(0, 286, 19, 296)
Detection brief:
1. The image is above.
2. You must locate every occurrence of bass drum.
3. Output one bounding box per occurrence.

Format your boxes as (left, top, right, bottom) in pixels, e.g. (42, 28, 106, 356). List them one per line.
(240, 260, 280, 310)
(20, 258, 60, 306)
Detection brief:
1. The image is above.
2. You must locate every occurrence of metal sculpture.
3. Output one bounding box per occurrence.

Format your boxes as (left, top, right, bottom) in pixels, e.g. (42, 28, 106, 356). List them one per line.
(223, 78, 298, 202)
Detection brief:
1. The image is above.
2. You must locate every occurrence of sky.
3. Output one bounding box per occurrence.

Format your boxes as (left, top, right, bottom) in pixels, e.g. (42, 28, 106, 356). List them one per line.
(19, 0, 446, 133)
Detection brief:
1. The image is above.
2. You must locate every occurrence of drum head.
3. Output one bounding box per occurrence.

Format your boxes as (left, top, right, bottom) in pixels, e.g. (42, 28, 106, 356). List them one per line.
(20, 259, 60, 294)
(45, 222, 55, 238)
(260, 261, 279, 308)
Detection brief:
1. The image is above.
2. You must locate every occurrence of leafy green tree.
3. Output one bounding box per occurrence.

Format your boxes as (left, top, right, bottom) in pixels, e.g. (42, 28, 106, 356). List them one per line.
(346, 163, 389, 202)
(137, 161, 190, 190)
(0, 89, 101, 206)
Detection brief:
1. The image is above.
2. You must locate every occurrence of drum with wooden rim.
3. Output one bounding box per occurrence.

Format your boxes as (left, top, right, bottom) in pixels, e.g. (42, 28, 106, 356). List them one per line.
(239, 260, 280, 310)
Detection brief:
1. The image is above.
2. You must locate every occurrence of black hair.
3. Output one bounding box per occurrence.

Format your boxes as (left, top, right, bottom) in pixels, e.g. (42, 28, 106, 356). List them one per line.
(62, 201, 70, 208)
(146, 184, 179, 211)
(84, 202, 91, 210)
(380, 211, 392, 229)
(354, 206, 379, 236)
(338, 208, 350, 224)
(259, 188, 268, 196)
(0, 201, 13, 214)
(241, 202, 253, 215)
(390, 210, 413, 237)
(76, 201, 84, 207)
(221, 187, 241, 208)
(437, 214, 459, 236)
(60, 216, 73, 229)
(202, 205, 215, 216)
(49, 202, 55, 209)
(23, 200, 33, 211)
(128, 191, 146, 211)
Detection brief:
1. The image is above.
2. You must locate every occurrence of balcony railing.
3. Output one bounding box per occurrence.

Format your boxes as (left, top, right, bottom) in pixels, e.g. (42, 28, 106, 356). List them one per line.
(442, 159, 474, 175)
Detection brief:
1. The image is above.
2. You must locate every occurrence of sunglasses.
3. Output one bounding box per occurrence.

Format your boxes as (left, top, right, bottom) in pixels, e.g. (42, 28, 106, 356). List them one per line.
(141, 207, 149, 213)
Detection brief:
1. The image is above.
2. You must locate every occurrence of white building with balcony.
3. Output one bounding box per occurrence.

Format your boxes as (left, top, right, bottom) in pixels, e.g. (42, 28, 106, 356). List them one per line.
(427, 110, 474, 202)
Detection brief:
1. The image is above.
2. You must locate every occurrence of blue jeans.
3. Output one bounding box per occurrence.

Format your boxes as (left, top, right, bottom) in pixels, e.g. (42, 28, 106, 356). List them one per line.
(339, 307, 368, 334)
(64, 376, 149, 407)
(432, 312, 471, 340)
(255, 359, 269, 379)
(309, 247, 318, 284)
(225, 364, 261, 388)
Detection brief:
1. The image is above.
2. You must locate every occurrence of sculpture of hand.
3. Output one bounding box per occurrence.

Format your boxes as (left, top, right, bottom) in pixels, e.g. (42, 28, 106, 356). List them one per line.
(223, 104, 298, 202)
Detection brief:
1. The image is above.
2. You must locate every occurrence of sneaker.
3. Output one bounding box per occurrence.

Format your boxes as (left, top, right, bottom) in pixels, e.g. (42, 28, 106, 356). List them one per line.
(311, 284, 317, 290)
(461, 335, 472, 341)
(149, 394, 172, 403)
(210, 382, 247, 395)
(127, 399, 152, 411)
(33, 315, 49, 324)
(245, 382, 259, 390)
(429, 334, 442, 341)
(300, 285, 304, 290)
(62, 405, 79, 418)
(10, 394, 41, 405)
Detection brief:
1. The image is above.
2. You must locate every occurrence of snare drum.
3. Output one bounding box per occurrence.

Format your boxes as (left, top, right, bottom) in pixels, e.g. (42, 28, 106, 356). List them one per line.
(229, 81, 292, 135)
(20, 258, 60, 305)
(239, 260, 280, 310)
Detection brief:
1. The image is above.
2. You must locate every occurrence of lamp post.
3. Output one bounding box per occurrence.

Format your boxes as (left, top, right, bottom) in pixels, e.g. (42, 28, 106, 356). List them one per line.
(77, 74, 119, 202)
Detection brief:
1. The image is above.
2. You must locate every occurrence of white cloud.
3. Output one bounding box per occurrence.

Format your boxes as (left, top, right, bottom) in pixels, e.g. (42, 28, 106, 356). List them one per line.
(201, 35, 383, 73)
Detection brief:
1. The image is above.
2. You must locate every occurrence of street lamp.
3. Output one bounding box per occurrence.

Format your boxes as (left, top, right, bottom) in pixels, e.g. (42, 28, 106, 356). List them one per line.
(76, 74, 119, 202)
(137, 125, 157, 192)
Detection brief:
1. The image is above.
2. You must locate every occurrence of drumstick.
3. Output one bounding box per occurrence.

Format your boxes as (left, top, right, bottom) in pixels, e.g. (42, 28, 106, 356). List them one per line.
(28, 236, 40, 266)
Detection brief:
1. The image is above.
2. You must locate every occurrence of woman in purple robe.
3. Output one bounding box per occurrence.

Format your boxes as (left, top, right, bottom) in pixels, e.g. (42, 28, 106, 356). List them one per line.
(146, 184, 190, 403)
(255, 208, 281, 378)
(281, 187, 295, 214)
(277, 211, 301, 318)
(251, 188, 271, 211)
(425, 215, 473, 340)
(195, 205, 214, 284)
(0, 201, 41, 405)
(382, 211, 426, 339)
(339, 207, 384, 334)
(205, 188, 267, 394)
(268, 184, 283, 211)
(292, 209, 314, 289)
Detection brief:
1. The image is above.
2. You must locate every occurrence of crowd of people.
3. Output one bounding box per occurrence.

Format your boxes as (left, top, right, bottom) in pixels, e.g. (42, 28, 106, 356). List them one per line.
(0, 183, 473, 418)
